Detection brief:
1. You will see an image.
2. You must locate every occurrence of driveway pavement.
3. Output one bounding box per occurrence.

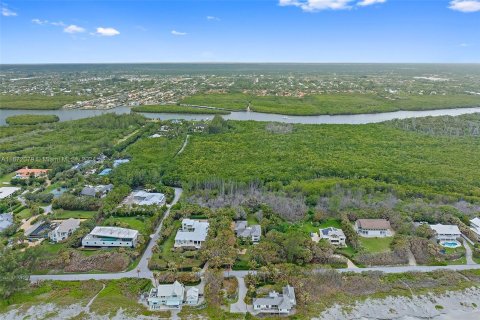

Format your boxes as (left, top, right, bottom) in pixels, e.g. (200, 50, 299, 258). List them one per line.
(230, 276, 247, 313)
(463, 238, 477, 265)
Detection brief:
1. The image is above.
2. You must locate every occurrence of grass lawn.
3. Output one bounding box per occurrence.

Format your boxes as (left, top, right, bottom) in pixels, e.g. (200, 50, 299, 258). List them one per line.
(246, 214, 258, 226)
(102, 216, 152, 236)
(35, 241, 65, 255)
(16, 208, 32, 220)
(0, 172, 15, 185)
(53, 210, 96, 219)
(335, 246, 356, 259)
(319, 219, 342, 229)
(359, 237, 393, 253)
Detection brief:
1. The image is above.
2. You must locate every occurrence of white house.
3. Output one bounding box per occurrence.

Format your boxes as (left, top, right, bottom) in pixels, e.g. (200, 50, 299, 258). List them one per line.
(49, 218, 81, 243)
(355, 219, 393, 238)
(253, 285, 296, 314)
(0, 186, 21, 200)
(429, 224, 462, 244)
(186, 287, 200, 305)
(148, 281, 185, 310)
(234, 221, 262, 243)
(470, 217, 480, 241)
(125, 190, 166, 206)
(174, 219, 209, 249)
(319, 227, 346, 246)
(82, 226, 139, 248)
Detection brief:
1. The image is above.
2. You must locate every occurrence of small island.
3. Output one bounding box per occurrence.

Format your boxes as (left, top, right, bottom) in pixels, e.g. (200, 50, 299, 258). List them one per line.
(5, 114, 60, 125)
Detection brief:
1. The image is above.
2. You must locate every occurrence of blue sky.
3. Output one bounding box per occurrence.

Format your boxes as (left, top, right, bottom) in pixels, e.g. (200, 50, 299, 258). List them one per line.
(0, 0, 479, 63)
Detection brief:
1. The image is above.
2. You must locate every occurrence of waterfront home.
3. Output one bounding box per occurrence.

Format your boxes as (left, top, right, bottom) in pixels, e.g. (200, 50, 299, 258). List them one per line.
(0, 186, 20, 199)
(355, 219, 393, 237)
(429, 223, 462, 246)
(319, 227, 346, 246)
(81, 184, 113, 198)
(14, 167, 49, 179)
(82, 226, 139, 248)
(174, 219, 209, 249)
(234, 220, 262, 243)
(49, 218, 81, 243)
(470, 217, 480, 241)
(148, 281, 185, 309)
(253, 285, 296, 314)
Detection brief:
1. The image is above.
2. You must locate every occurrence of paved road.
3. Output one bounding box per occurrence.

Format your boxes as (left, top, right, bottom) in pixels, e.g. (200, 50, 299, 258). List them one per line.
(230, 276, 247, 313)
(30, 187, 183, 283)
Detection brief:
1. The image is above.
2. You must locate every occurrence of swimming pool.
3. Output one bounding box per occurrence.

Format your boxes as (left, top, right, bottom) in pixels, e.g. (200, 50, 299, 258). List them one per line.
(440, 241, 461, 248)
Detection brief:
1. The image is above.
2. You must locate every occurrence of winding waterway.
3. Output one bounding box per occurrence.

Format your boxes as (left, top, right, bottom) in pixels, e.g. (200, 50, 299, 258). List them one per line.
(1, 106, 480, 126)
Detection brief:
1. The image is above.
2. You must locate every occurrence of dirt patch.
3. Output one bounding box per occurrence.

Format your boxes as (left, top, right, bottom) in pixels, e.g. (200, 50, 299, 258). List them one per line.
(36, 251, 130, 273)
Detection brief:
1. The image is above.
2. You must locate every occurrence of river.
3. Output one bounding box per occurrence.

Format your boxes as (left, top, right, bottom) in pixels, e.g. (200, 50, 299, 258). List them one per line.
(1, 106, 480, 126)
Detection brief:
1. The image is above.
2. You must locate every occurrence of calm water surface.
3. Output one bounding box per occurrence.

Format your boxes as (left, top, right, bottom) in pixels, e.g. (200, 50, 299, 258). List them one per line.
(1, 106, 480, 126)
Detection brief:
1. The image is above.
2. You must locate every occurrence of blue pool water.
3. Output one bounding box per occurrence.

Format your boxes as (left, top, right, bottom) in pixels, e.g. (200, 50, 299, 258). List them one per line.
(441, 241, 460, 248)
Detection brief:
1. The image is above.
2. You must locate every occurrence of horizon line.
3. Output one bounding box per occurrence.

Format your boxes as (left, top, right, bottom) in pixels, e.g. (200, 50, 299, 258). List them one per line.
(2, 62, 480, 66)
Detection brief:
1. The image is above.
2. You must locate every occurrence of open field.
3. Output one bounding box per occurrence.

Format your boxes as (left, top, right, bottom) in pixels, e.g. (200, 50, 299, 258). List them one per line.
(52, 210, 96, 219)
(0, 94, 84, 110)
(132, 104, 230, 114)
(182, 93, 480, 116)
(359, 237, 393, 253)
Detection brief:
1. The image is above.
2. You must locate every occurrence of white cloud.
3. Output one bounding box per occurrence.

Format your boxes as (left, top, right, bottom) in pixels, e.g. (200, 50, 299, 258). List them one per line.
(94, 27, 120, 36)
(51, 21, 66, 27)
(207, 15, 220, 21)
(32, 18, 48, 25)
(449, 0, 480, 12)
(171, 30, 187, 36)
(64, 24, 85, 34)
(279, 0, 354, 11)
(2, 6, 17, 16)
(357, 0, 386, 6)
(459, 43, 470, 47)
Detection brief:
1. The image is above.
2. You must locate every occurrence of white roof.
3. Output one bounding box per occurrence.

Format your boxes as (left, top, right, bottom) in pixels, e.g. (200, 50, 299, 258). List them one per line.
(320, 227, 345, 238)
(89, 226, 138, 239)
(175, 219, 209, 242)
(429, 224, 461, 235)
(131, 190, 165, 205)
(154, 281, 185, 297)
(56, 218, 81, 233)
(470, 217, 480, 228)
(187, 287, 199, 299)
(0, 187, 21, 199)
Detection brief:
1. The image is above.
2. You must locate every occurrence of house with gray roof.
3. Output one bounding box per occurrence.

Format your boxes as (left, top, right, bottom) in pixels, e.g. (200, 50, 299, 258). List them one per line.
(148, 281, 185, 309)
(123, 190, 166, 206)
(81, 184, 113, 198)
(49, 218, 81, 243)
(234, 220, 262, 243)
(174, 219, 209, 249)
(0, 187, 21, 200)
(470, 217, 480, 241)
(253, 285, 296, 314)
